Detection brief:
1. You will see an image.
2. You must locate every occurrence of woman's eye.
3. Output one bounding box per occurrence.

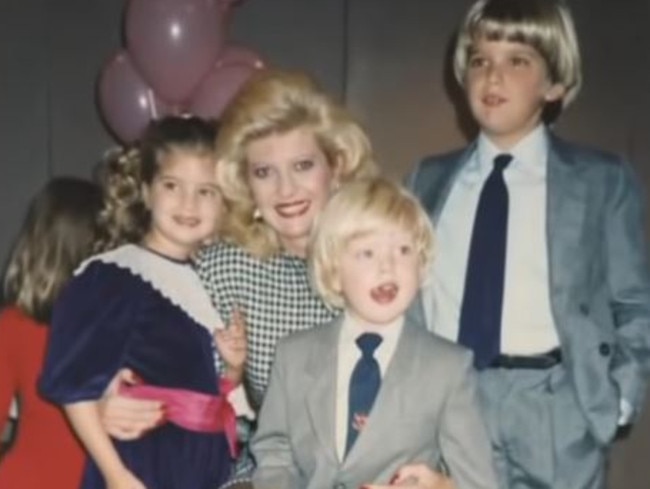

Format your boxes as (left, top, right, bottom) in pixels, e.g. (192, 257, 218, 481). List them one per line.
(162, 181, 177, 191)
(399, 244, 413, 255)
(295, 159, 315, 171)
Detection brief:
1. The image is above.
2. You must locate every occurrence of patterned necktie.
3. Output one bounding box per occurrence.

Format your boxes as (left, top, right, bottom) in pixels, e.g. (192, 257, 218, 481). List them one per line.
(458, 153, 512, 369)
(345, 332, 382, 455)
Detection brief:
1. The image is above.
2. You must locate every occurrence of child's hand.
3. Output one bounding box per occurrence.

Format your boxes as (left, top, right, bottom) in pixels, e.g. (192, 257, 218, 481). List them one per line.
(214, 306, 247, 384)
(106, 467, 146, 489)
(361, 463, 454, 489)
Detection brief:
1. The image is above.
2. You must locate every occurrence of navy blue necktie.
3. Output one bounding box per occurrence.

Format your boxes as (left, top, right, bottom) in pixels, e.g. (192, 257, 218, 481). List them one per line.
(458, 153, 512, 369)
(345, 332, 382, 455)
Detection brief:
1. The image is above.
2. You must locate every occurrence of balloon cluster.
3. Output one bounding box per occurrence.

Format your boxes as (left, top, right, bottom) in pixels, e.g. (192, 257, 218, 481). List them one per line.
(98, 0, 264, 143)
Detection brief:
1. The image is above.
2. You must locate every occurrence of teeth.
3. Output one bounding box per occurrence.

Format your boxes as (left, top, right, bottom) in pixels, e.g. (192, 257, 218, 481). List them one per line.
(175, 217, 199, 226)
(276, 201, 309, 218)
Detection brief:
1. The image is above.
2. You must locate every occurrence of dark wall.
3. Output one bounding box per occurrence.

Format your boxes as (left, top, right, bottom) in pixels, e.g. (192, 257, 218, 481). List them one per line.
(1, 1, 649, 486)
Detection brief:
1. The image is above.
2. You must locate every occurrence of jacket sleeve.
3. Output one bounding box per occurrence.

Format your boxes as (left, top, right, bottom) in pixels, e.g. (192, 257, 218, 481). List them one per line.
(439, 351, 499, 489)
(250, 340, 300, 489)
(605, 161, 650, 417)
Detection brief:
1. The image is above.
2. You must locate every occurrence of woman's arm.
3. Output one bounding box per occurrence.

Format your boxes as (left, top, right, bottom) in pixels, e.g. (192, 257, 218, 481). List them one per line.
(98, 369, 163, 441)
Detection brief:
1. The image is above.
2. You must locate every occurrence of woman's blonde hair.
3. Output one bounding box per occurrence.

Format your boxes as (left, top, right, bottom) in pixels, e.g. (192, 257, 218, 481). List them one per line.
(216, 69, 378, 259)
(309, 177, 434, 309)
(95, 116, 218, 252)
(3, 178, 102, 323)
(454, 0, 582, 108)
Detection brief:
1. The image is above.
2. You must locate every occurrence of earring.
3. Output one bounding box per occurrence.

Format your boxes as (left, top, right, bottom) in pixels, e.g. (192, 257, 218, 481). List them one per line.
(253, 208, 262, 221)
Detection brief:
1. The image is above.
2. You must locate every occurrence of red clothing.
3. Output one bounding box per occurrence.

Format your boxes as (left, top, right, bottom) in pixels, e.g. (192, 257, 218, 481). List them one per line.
(0, 306, 84, 489)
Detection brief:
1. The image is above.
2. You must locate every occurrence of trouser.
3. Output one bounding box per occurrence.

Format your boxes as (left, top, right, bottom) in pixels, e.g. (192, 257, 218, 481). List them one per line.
(477, 364, 607, 489)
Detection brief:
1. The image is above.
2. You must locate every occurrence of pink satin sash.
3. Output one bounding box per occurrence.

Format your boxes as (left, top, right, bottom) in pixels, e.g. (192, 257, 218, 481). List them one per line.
(118, 378, 239, 458)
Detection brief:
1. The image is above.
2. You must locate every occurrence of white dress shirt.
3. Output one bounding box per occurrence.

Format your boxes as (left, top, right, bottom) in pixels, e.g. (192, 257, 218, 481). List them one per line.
(431, 125, 560, 355)
(334, 313, 403, 461)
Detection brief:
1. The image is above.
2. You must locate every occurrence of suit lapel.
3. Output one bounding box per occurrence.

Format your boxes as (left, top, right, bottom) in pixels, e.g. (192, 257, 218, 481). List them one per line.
(421, 144, 475, 225)
(342, 319, 420, 469)
(546, 134, 588, 323)
(416, 145, 476, 327)
(305, 317, 342, 466)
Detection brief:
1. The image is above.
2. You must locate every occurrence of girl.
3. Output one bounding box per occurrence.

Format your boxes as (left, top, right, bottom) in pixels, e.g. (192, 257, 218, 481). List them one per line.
(39, 116, 245, 489)
(0, 177, 102, 489)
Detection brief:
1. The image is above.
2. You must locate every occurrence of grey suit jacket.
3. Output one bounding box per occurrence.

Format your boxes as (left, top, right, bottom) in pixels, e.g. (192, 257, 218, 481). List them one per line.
(251, 315, 498, 489)
(406, 132, 650, 445)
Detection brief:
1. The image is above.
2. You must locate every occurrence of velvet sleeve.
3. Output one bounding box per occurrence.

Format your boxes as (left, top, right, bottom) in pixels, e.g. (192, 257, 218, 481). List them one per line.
(39, 262, 140, 404)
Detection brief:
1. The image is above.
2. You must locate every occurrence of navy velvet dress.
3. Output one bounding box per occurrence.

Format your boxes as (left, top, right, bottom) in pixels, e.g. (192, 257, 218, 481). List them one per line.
(39, 245, 233, 489)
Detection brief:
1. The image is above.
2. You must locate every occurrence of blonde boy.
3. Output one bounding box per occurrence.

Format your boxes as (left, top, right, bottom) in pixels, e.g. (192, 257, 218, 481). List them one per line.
(408, 0, 650, 488)
(251, 178, 497, 489)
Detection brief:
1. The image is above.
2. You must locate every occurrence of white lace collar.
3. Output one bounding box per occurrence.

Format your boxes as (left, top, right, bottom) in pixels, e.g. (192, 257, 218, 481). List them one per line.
(78, 244, 224, 333)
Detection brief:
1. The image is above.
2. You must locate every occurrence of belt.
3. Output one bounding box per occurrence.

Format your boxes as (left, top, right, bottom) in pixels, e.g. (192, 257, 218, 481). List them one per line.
(488, 347, 562, 370)
(118, 377, 239, 458)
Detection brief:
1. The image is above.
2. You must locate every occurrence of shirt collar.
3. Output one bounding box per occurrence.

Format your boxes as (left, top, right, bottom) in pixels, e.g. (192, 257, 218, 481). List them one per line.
(340, 311, 404, 346)
(476, 124, 548, 176)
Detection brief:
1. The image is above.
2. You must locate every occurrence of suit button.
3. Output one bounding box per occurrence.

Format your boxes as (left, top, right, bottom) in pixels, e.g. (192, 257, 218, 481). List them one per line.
(579, 303, 590, 315)
(599, 343, 611, 356)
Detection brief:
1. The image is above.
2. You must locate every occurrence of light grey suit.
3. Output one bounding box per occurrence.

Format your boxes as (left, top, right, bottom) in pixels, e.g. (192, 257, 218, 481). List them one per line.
(407, 133, 650, 487)
(251, 315, 498, 489)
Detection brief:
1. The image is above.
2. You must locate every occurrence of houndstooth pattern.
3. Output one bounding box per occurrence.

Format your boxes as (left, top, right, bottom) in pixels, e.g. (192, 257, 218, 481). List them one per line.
(197, 242, 339, 406)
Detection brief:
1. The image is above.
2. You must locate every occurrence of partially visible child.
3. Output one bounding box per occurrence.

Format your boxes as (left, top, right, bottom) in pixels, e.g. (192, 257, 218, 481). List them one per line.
(407, 0, 650, 487)
(39, 116, 246, 489)
(251, 178, 497, 489)
(0, 177, 102, 489)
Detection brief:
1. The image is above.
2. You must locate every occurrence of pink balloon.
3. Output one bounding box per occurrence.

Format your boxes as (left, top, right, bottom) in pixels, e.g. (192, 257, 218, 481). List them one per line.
(98, 51, 173, 143)
(188, 63, 258, 119)
(126, 0, 225, 104)
(217, 44, 265, 69)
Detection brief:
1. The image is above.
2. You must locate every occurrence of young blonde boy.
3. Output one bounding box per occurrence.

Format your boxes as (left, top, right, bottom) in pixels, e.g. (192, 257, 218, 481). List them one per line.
(251, 178, 497, 489)
(407, 0, 650, 487)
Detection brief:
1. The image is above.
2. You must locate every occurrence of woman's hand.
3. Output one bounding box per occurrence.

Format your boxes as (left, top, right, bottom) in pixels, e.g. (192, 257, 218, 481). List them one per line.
(362, 464, 455, 489)
(214, 307, 247, 385)
(98, 369, 164, 440)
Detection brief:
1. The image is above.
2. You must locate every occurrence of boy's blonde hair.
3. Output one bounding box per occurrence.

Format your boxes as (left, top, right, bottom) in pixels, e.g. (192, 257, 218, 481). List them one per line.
(453, 0, 582, 108)
(309, 178, 434, 309)
(216, 69, 378, 259)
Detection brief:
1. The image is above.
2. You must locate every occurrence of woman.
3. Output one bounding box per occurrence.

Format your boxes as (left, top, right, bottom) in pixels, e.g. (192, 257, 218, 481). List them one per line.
(200, 69, 378, 407)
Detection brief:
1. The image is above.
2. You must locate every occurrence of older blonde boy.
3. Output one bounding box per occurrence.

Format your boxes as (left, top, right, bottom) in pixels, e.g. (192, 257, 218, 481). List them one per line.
(251, 178, 497, 489)
(407, 0, 650, 487)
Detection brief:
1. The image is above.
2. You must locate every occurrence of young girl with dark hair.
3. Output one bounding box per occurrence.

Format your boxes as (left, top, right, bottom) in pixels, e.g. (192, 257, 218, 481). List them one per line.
(40, 116, 246, 489)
